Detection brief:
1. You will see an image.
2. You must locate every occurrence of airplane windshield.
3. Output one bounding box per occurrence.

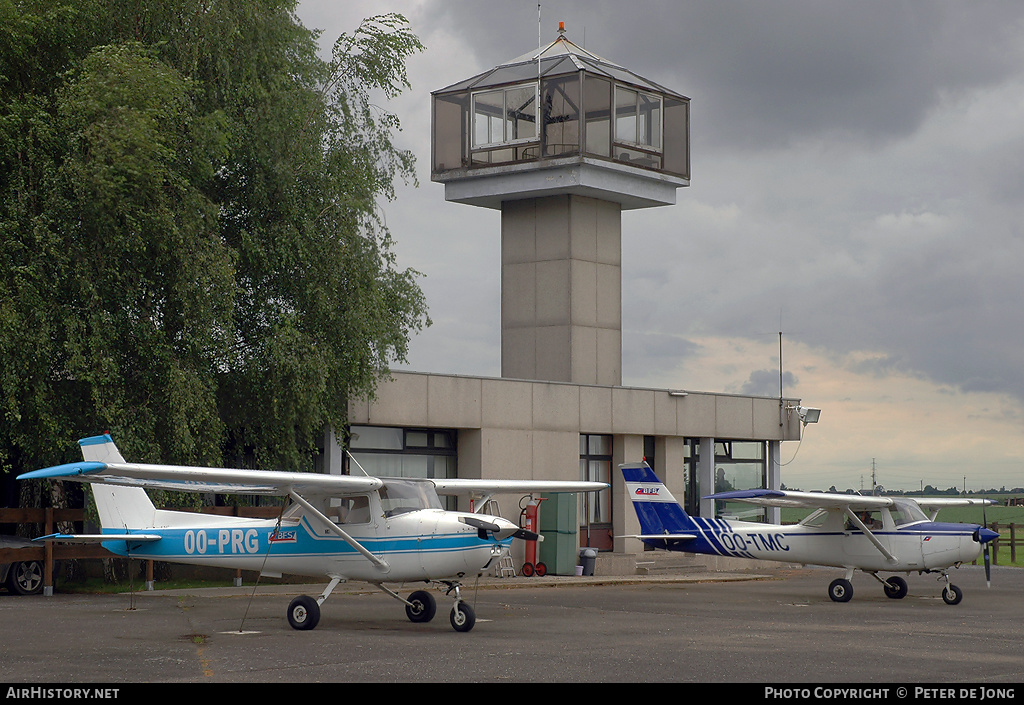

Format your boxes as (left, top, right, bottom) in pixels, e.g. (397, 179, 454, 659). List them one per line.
(890, 500, 928, 526)
(379, 479, 442, 516)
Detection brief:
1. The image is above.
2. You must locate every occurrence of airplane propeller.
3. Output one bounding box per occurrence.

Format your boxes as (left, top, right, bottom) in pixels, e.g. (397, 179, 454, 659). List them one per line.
(982, 503, 991, 588)
(458, 515, 538, 541)
(511, 527, 541, 542)
(459, 515, 502, 539)
(970, 502, 998, 588)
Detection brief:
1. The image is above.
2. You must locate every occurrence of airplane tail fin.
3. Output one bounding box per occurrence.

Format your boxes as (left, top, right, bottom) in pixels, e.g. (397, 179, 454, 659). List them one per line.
(79, 435, 157, 531)
(621, 462, 699, 537)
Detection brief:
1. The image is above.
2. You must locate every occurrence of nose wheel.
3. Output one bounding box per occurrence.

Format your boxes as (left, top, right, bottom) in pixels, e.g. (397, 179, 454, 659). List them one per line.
(938, 572, 963, 605)
(449, 600, 476, 632)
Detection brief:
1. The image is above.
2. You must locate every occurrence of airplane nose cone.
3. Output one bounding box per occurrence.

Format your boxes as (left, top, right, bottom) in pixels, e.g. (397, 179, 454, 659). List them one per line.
(459, 515, 522, 540)
(491, 517, 521, 540)
(977, 527, 999, 544)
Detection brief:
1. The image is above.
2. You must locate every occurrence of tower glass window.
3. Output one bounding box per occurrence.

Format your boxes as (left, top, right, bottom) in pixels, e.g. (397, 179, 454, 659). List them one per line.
(614, 86, 663, 168)
(431, 34, 690, 180)
(542, 74, 581, 158)
(472, 83, 538, 148)
(583, 76, 612, 157)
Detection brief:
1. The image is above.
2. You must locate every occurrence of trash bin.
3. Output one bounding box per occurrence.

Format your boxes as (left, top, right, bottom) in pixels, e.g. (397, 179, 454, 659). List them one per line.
(578, 548, 597, 576)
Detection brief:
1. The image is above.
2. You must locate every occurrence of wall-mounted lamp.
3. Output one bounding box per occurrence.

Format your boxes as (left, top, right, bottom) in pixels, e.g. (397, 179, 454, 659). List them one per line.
(668, 390, 688, 397)
(786, 405, 819, 426)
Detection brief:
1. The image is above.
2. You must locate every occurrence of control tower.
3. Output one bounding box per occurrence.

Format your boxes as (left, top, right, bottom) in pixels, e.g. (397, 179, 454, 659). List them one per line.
(431, 25, 690, 386)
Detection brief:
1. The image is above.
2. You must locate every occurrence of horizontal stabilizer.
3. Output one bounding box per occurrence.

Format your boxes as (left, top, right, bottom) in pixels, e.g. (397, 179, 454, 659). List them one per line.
(621, 534, 697, 541)
(34, 533, 162, 543)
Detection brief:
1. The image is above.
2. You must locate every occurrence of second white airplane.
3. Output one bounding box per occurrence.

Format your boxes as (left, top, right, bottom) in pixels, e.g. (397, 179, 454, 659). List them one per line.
(622, 462, 998, 604)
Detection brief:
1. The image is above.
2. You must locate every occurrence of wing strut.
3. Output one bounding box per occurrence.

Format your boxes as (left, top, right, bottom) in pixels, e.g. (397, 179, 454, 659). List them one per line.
(843, 509, 898, 564)
(287, 490, 389, 572)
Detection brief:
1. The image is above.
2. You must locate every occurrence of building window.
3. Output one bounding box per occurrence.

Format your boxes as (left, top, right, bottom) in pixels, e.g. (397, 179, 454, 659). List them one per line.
(542, 74, 581, 158)
(349, 426, 458, 508)
(472, 83, 538, 149)
(580, 434, 612, 549)
(683, 438, 700, 516)
(712, 440, 768, 522)
(583, 76, 612, 157)
(614, 86, 662, 149)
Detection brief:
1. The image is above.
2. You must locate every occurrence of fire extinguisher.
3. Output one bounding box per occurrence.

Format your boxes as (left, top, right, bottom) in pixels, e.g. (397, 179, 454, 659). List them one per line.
(519, 496, 547, 577)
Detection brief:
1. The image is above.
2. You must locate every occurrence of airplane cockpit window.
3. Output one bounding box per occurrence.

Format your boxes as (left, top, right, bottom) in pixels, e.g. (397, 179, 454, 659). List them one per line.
(280, 495, 371, 525)
(846, 510, 883, 531)
(799, 509, 830, 528)
(379, 480, 442, 517)
(337, 496, 370, 524)
(889, 500, 928, 526)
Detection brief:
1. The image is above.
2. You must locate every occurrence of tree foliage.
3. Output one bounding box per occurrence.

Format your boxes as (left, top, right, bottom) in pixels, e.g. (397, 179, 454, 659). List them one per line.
(1, 0, 428, 476)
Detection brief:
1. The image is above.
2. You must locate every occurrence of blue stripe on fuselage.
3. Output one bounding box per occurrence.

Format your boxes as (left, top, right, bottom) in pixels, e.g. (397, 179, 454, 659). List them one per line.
(99, 519, 509, 560)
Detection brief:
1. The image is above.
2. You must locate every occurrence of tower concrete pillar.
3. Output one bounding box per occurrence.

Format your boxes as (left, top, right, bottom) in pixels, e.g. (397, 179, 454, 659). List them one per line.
(501, 195, 622, 385)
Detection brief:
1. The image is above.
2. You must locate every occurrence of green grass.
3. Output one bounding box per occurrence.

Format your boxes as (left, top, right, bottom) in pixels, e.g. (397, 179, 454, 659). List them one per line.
(57, 577, 239, 594)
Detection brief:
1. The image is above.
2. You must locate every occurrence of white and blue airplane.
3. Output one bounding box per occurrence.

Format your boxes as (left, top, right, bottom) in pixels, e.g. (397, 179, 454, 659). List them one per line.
(18, 434, 607, 632)
(622, 462, 999, 604)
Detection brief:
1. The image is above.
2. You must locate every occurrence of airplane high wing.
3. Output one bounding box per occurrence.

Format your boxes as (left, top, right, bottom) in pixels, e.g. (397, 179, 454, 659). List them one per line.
(622, 463, 998, 605)
(18, 434, 606, 633)
(21, 459, 384, 496)
(708, 488, 994, 514)
(703, 488, 897, 510)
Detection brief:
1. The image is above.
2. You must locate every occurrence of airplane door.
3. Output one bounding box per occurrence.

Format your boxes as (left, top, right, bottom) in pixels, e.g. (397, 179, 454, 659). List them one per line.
(414, 512, 438, 575)
(889, 502, 925, 568)
(380, 511, 433, 579)
(841, 510, 890, 563)
(325, 495, 382, 578)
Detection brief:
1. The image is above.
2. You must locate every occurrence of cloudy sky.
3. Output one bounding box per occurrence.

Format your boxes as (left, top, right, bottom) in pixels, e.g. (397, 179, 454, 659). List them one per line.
(297, 1, 1024, 492)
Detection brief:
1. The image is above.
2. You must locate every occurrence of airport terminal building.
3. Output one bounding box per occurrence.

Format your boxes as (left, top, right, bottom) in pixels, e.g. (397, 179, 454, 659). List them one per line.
(326, 29, 807, 575)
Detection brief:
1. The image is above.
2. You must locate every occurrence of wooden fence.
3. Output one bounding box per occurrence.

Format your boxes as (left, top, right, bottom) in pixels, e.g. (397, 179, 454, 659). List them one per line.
(979, 522, 1019, 565)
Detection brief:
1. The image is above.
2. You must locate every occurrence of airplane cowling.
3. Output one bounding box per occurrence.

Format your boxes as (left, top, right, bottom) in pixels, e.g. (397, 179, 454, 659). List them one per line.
(921, 525, 985, 569)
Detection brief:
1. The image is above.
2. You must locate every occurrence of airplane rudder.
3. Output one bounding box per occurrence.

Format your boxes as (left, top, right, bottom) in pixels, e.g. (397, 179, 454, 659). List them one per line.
(620, 462, 697, 533)
(621, 462, 661, 485)
(79, 433, 127, 464)
(78, 434, 155, 529)
(621, 463, 682, 507)
(91, 484, 157, 530)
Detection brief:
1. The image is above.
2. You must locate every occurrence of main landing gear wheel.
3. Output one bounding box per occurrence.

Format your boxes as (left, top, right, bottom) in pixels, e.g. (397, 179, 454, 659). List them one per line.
(828, 578, 854, 603)
(288, 595, 321, 630)
(405, 590, 437, 623)
(883, 576, 908, 599)
(942, 584, 963, 605)
(450, 601, 476, 632)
